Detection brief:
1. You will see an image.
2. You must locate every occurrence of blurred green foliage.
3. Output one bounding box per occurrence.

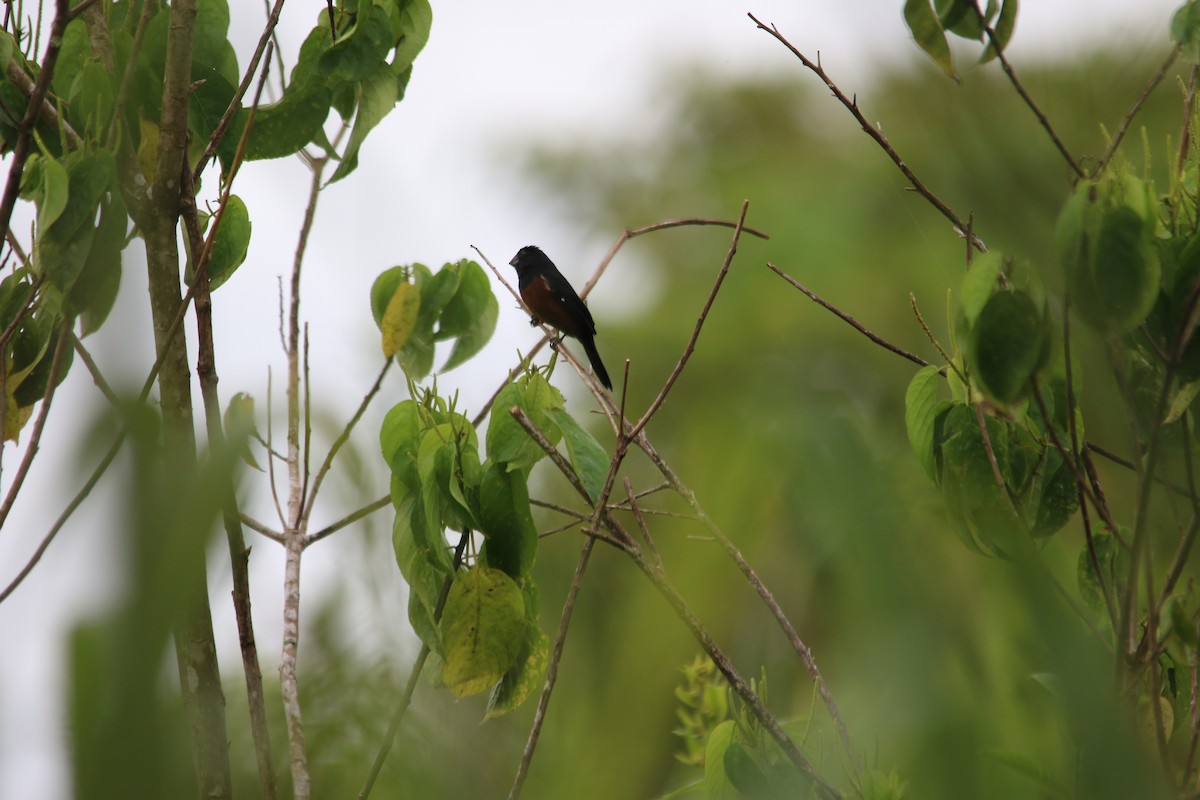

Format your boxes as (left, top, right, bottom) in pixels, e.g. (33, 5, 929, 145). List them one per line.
(70, 31, 1198, 800)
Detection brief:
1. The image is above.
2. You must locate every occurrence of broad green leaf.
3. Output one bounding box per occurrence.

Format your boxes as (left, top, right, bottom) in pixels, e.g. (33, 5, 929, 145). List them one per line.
(442, 285, 498, 372)
(328, 61, 404, 183)
(1077, 530, 1126, 612)
(205, 195, 251, 291)
(1173, 0, 1200, 63)
(380, 399, 422, 489)
(937, 0, 982, 40)
(440, 567, 526, 699)
(28, 156, 70, 232)
(479, 461, 538, 579)
(485, 375, 564, 473)
(51, 19, 92, 100)
(319, 1, 395, 82)
(382, 281, 420, 357)
(398, 263, 459, 379)
(960, 250, 1003, 328)
(904, 0, 956, 79)
(72, 62, 116, 135)
(546, 407, 609, 503)
(905, 364, 942, 481)
(485, 621, 548, 719)
(969, 289, 1045, 405)
(703, 720, 739, 800)
(393, 0, 433, 67)
(1029, 453, 1077, 538)
(393, 494, 452, 650)
(240, 81, 333, 162)
(439, 260, 500, 372)
(1085, 205, 1160, 334)
(938, 404, 1021, 556)
(723, 740, 770, 798)
(70, 193, 127, 335)
(981, 0, 1018, 63)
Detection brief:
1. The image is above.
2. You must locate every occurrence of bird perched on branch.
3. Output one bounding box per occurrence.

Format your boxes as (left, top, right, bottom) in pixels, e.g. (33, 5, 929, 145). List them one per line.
(509, 245, 613, 390)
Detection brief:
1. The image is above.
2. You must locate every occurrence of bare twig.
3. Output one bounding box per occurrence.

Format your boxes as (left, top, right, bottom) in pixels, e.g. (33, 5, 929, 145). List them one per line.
(628, 201, 749, 440)
(240, 513, 286, 545)
(0, 430, 125, 604)
(306, 493, 391, 547)
(975, 5, 1085, 179)
(1094, 44, 1183, 176)
(301, 358, 392, 530)
(357, 535, 469, 800)
(767, 263, 930, 368)
(749, 13, 986, 251)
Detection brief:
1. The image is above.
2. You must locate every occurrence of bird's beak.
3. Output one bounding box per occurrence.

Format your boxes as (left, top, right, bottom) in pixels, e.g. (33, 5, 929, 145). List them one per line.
(508, 256, 518, 267)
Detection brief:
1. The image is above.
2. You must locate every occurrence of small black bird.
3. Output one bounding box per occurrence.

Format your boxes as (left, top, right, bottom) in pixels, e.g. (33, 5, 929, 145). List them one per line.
(509, 245, 612, 390)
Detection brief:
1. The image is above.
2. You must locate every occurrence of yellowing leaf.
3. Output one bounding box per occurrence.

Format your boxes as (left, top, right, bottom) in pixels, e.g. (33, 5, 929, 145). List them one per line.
(381, 280, 420, 357)
(440, 567, 526, 700)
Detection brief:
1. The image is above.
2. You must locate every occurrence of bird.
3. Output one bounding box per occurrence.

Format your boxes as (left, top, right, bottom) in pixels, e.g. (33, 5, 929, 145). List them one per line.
(509, 245, 613, 390)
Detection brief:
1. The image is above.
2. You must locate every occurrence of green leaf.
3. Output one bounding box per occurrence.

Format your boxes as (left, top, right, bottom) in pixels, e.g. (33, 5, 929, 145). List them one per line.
(702, 720, 739, 800)
(485, 375, 564, 473)
(904, 0, 957, 79)
(393, 0, 433, 67)
(398, 263, 460, 379)
(29, 156, 70, 232)
(938, 404, 1021, 556)
(370, 265, 408, 328)
(1173, 0, 1200, 63)
(320, 1, 395, 82)
(380, 399, 422, 490)
(205, 195, 251, 291)
(439, 260, 499, 372)
(938, 0, 983, 40)
(1077, 531, 1126, 612)
(960, 250, 1004, 329)
(1085, 205, 1160, 334)
(905, 364, 942, 481)
(981, 0, 1018, 63)
(240, 80, 333, 162)
(40, 150, 116, 294)
(969, 289, 1045, 405)
(546, 407, 609, 503)
(70, 193, 127, 335)
(723, 740, 770, 798)
(440, 567, 526, 699)
(328, 61, 404, 184)
(479, 461, 538, 579)
(485, 620, 548, 719)
(1029, 452, 1078, 538)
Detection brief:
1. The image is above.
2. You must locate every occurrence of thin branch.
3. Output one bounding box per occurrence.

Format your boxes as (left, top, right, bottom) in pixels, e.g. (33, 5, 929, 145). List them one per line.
(749, 13, 987, 251)
(192, 0, 287, 180)
(305, 493, 391, 547)
(0, 430, 125, 604)
(1094, 44, 1182, 176)
(240, 513, 286, 545)
(976, 6, 1085, 179)
(357, 534, 468, 800)
(767, 263, 930, 368)
(628, 201, 749, 440)
(507, 535, 597, 800)
(301, 358, 392, 528)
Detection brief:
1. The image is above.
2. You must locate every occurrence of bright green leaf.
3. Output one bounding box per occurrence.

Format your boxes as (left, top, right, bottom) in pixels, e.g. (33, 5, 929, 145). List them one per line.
(703, 720, 739, 800)
(960, 250, 1004, 328)
(546, 407, 609, 503)
(905, 364, 942, 481)
(1173, 0, 1200, 63)
(485, 622, 548, 719)
(328, 62, 403, 184)
(981, 0, 1018, 62)
(479, 461, 538, 579)
(205, 195, 251, 291)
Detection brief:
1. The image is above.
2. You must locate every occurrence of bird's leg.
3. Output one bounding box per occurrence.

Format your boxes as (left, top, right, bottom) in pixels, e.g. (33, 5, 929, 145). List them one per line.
(548, 333, 565, 351)
(528, 315, 542, 327)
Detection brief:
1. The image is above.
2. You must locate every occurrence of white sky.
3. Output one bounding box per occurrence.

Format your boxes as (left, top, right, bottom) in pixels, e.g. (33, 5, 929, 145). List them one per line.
(0, 1, 1183, 796)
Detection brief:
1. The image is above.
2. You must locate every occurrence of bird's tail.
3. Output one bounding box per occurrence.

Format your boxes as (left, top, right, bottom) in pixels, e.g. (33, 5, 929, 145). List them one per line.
(580, 335, 613, 390)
